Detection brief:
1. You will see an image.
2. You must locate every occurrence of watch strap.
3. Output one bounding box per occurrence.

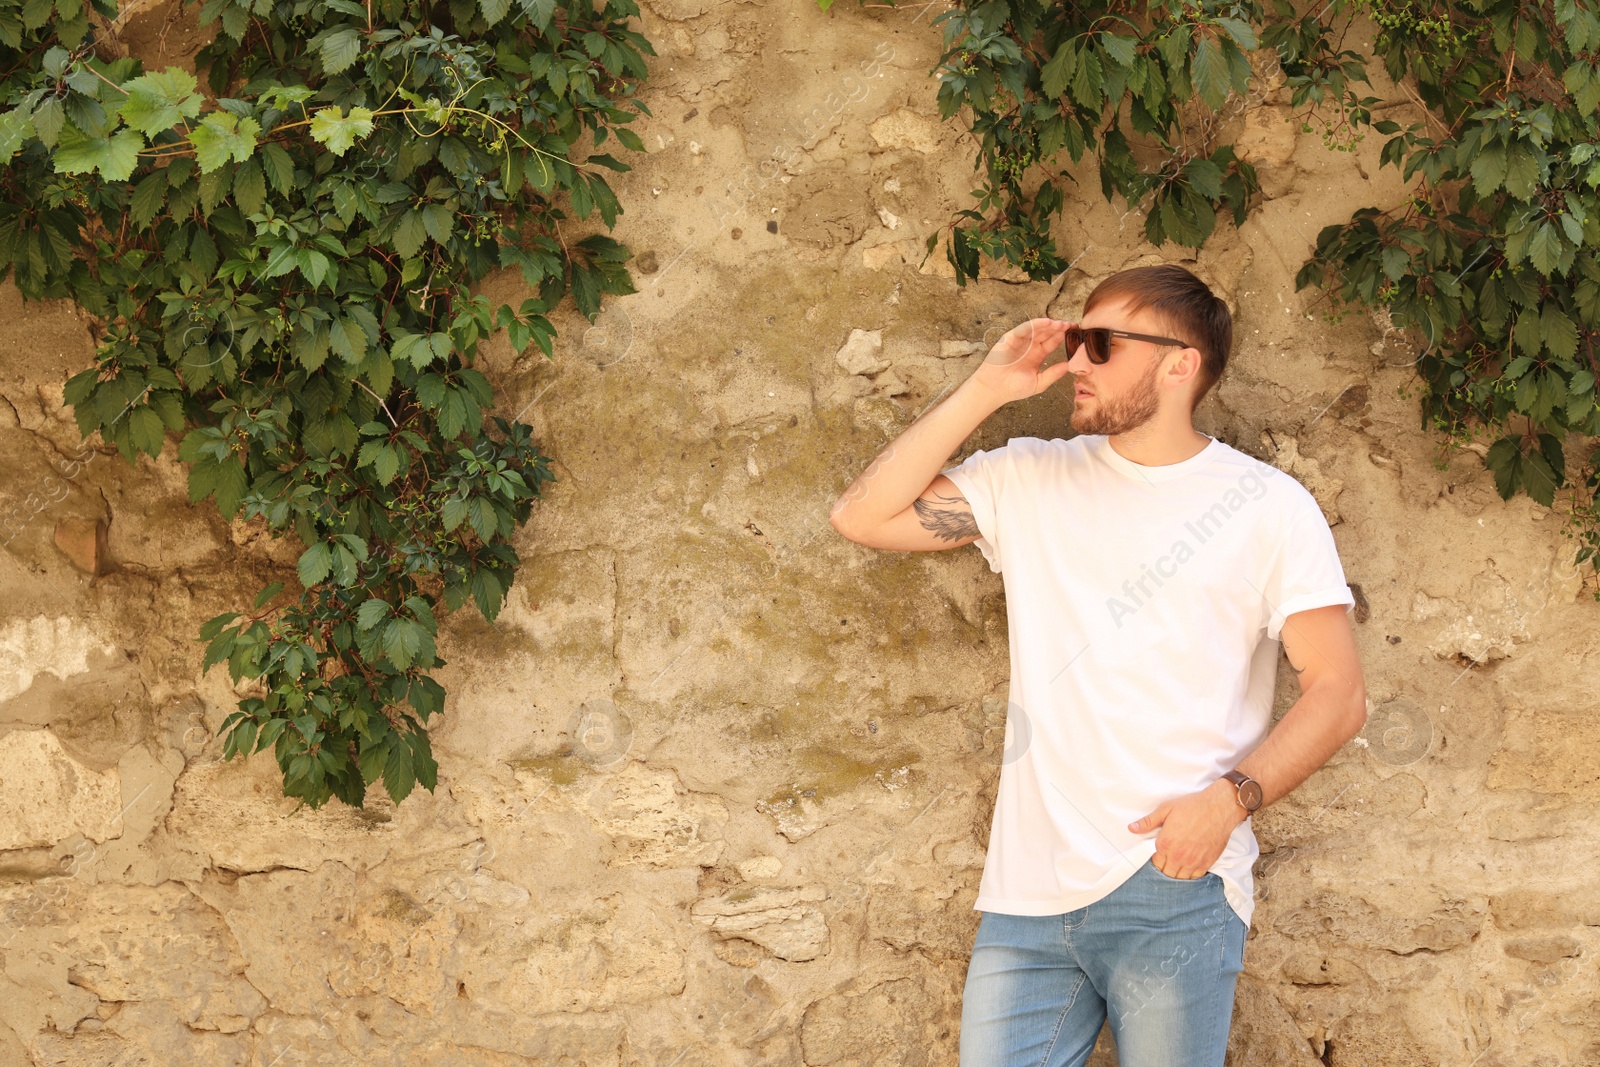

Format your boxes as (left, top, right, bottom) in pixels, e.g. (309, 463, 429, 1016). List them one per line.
(1221, 769, 1261, 810)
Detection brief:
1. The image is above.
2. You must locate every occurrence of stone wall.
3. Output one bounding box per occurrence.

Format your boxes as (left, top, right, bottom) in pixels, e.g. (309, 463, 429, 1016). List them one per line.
(1, 1, 1596, 1065)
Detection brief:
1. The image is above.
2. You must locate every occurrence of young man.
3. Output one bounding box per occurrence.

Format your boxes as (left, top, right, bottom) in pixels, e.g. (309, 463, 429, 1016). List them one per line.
(829, 264, 1367, 1066)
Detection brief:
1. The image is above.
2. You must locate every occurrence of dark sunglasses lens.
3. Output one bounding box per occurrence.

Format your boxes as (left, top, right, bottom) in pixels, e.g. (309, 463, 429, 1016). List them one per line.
(1065, 327, 1105, 363)
(1064, 327, 1113, 363)
(1089, 329, 1112, 363)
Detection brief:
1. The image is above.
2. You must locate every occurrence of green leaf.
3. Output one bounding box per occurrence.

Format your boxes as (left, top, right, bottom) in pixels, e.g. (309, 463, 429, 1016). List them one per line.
(614, 126, 644, 153)
(233, 158, 266, 215)
(1502, 143, 1540, 200)
(1182, 157, 1222, 200)
(1040, 41, 1076, 100)
(470, 567, 506, 620)
(219, 2, 247, 38)
(374, 444, 398, 485)
(357, 597, 391, 630)
(226, 718, 257, 760)
(1469, 145, 1505, 195)
(1484, 437, 1521, 499)
(394, 210, 427, 258)
(409, 731, 438, 790)
(1541, 305, 1578, 359)
(422, 202, 453, 245)
(330, 543, 359, 585)
(358, 735, 390, 784)
(520, 0, 555, 31)
(198, 166, 231, 215)
(53, 123, 143, 181)
(260, 85, 317, 110)
(297, 542, 331, 587)
(329, 314, 366, 361)
(441, 494, 466, 531)
(255, 717, 287, 753)
(382, 734, 416, 802)
(117, 69, 203, 135)
(1514, 305, 1543, 355)
(308, 105, 375, 156)
(319, 27, 363, 76)
(1523, 446, 1560, 506)
(261, 142, 294, 194)
(22, 0, 52, 30)
(1380, 245, 1409, 282)
(1190, 36, 1230, 112)
(1526, 224, 1566, 276)
(129, 404, 166, 454)
(1099, 33, 1136, 67)
(32, 96, 64, 147)
(481, 0, 510, 26)
(1215, 17, 1257, 50)
(1569, 63, 1600, 115)
(382, 618, 421, 670)
(1070, 48, 1104, 110)
(0, 104, 36, 164)
(291, 321, 330, 370)
(298, 248, 331, 289)
(129, 169, 168, 227)
(189, 112, 260, 173)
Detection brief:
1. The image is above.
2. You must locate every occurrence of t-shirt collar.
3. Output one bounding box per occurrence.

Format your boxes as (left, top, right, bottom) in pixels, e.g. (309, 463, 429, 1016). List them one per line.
(1092, 433, 1220, 483)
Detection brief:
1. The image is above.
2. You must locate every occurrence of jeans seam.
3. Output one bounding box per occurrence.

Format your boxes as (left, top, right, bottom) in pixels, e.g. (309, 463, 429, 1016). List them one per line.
(1035, 969, 1087, 1067)
(1204, 892, 1233, 1066)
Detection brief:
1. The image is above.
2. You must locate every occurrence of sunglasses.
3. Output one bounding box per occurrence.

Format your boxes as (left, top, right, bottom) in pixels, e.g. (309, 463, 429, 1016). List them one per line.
(1063, 325, 1192, 365)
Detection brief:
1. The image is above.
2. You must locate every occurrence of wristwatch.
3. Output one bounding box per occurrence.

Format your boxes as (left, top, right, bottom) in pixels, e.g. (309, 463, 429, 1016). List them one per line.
(1221, 769, 1263, 813)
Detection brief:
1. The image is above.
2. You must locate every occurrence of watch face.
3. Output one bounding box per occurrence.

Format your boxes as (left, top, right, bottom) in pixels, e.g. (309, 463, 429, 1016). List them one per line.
(1241, 781, 1263, 810)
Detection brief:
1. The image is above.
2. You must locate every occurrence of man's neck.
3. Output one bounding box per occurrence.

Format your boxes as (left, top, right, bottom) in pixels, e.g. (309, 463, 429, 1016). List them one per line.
(1106, 425, 1212, 468)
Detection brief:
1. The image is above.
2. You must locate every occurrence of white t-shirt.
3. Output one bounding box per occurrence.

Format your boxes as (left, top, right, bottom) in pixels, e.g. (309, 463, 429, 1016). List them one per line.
(942, 433, 1354, 929)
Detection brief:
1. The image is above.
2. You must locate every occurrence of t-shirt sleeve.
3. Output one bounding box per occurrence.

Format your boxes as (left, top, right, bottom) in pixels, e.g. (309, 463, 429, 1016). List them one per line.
(1261, 491, 1355, 642)
(940, 444, 1010, 573)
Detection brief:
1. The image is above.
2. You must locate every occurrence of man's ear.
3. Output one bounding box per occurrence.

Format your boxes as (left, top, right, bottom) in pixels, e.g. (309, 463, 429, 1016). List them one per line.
(1164, 345, 1203, 387)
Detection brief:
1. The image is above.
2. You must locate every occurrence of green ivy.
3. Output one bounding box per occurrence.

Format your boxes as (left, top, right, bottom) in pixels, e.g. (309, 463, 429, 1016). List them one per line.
(0, 0, 655, 804)
(1294, 0, 1600, 573)
(905, 0, 1600, 592)
(923, 0, 1264, 279)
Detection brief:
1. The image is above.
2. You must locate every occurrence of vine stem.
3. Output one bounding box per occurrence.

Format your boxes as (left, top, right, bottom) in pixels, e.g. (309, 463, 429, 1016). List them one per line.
(355, 378, 400, 426)
(86, 65, 129, 94)
(128, 101, 606, 182)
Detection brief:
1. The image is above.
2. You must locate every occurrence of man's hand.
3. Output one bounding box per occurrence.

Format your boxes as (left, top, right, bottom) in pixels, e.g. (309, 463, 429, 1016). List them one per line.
(1128, 779, 1249, 879)
(966, 318, 1075, 406)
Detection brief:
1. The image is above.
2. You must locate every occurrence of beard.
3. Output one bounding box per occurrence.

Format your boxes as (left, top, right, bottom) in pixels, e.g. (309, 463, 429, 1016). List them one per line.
(1070, 353, 1164, 436)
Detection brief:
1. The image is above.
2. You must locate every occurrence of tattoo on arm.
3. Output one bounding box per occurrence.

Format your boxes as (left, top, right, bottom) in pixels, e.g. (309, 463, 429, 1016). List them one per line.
(913, 491, 979, 542)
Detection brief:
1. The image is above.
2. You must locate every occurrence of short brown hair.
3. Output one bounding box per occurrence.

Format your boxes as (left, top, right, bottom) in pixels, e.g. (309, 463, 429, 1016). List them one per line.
(1082, 264, 1232, 414)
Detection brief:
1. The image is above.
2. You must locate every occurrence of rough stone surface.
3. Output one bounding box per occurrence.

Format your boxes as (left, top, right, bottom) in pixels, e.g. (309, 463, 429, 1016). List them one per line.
(1, 5, 1598, 1067)
(834, 328, 887, 375)
(691, 884, 831, 961)
(0, 729, 122, 850)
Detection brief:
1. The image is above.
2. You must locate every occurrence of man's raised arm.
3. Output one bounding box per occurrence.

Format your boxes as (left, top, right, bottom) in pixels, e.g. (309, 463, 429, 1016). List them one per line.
(829, 318, 1072, 550)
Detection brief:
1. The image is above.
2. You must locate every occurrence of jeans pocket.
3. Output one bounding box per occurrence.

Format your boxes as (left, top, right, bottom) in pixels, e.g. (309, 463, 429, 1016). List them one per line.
(1146, 857, 1212, 882)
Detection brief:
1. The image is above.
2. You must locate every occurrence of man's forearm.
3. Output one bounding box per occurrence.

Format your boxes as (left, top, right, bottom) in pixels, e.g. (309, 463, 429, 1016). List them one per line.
(830, 377, 1004, 533)
(1227, 681, 1367, 817)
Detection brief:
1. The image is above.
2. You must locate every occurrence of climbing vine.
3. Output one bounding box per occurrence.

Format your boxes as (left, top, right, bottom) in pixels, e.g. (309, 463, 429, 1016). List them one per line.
(913, 0, 1600, 589)
(0, 0, 654, 804)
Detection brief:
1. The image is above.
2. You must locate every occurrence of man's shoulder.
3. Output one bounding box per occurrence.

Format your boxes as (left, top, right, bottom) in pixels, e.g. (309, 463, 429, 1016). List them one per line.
(1205, 439, 1328, 522)
(991, 436, 1099, 480)
(1001, 435, 1094, 460)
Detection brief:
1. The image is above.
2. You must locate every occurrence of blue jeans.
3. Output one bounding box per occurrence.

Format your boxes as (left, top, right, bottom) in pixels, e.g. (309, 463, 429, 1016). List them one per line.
(959, 857, 1247, 1067)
